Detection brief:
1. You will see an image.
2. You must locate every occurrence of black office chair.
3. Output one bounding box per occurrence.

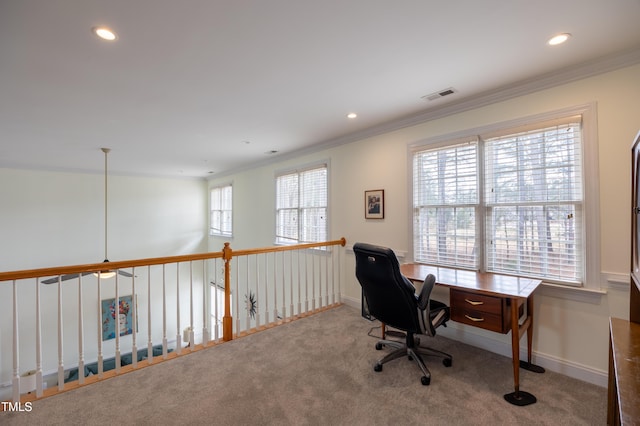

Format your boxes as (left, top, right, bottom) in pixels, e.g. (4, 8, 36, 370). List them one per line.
(353, 242, 452, 385)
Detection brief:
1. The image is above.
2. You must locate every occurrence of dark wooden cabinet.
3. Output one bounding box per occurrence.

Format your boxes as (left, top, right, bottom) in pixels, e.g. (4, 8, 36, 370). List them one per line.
(631, 130, 640, 324)
(607, 130, 640, 425)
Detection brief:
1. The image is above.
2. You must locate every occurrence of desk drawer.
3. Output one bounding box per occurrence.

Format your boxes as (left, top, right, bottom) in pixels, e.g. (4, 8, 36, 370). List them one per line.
(450, 289, 509, 333)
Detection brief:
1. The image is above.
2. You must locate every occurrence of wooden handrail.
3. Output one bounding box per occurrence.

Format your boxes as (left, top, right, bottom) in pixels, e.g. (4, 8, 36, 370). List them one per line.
(0, 238, 346, 282)
(0, 252, 222, 282)
(233, 237, 346, 256)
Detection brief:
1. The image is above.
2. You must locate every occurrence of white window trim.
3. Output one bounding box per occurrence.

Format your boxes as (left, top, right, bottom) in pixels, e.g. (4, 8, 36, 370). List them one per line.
(407, 103, 601, 292)
(209, 182, 233, 238)
(274, 159, 330, 246)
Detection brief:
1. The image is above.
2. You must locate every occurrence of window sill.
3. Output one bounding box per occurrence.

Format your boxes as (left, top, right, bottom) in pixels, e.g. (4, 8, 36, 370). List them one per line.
(538, 282, 606, 304)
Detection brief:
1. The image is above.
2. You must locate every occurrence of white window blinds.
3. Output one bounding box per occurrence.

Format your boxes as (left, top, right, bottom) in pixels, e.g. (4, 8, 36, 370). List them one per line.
(210, 184, 233, 237)
(276, 165, 327, 244)
(484, 118, 583, 282)
(413, 141, 479, 268)
(412, 115, 585, 284)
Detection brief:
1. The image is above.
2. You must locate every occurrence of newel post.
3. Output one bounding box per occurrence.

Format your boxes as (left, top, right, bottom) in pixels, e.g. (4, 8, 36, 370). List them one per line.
(222, 242, 233, 341)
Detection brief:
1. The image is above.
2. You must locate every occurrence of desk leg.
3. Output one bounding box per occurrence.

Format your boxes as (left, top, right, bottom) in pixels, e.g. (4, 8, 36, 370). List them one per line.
(504, 296, 537, 406)
(520, 295, 545, 374)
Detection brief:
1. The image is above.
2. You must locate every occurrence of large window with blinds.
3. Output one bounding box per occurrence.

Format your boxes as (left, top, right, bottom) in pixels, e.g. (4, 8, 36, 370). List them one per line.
(413, 113, 588, 285)
(210, 184, 233, 237)
(276, 164, 328, 245)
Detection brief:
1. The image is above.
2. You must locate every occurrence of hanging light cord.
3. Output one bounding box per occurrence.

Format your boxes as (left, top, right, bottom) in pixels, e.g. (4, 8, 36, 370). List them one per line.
(102, 148, 110, 261)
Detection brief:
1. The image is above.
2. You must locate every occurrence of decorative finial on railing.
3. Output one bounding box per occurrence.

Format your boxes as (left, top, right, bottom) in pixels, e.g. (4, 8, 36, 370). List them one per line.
(222, 242, 232, 261)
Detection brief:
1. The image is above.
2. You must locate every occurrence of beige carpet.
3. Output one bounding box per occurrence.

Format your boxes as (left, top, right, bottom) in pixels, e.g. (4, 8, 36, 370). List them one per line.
(0, 305, 606, 425)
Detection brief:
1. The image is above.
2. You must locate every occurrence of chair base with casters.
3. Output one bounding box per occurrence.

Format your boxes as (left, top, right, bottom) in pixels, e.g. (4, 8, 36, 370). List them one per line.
(353, 242, 453, 386)
(373, 330, 452, 385)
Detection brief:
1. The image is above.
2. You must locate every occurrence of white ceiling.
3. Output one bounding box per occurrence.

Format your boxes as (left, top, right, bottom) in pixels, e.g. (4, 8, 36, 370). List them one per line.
(1, 0, 640, 179)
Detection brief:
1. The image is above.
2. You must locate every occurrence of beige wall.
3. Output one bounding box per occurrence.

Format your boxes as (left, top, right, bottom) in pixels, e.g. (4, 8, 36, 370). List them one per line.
(209, 63, 640, 385)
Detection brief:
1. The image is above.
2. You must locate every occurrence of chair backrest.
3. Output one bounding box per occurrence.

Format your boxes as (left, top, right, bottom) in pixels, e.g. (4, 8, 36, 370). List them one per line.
(353, 242, 421, 333)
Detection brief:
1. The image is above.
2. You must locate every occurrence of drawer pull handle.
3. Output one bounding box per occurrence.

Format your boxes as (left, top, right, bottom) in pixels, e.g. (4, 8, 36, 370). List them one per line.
(464, 314, 485, 322)
(464, 298, 484, 306)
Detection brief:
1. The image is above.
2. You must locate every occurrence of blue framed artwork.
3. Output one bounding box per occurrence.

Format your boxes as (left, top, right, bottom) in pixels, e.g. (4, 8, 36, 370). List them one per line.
(102, 295, 136, 341)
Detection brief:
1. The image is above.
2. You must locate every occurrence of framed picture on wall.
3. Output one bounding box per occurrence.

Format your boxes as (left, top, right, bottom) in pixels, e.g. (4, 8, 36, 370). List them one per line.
(365, 189, 384, 219)
(101, 294, 137, 341)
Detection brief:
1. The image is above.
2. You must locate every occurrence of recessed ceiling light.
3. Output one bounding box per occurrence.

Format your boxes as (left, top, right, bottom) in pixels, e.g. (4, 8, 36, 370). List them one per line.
(93, 26, 117, 41)
(347, 113, 357, 119)
(547, 33, 571, 46)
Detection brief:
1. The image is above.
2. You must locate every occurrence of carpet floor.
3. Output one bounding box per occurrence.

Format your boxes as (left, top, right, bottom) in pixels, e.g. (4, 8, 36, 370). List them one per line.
(0, 304, 607, 425)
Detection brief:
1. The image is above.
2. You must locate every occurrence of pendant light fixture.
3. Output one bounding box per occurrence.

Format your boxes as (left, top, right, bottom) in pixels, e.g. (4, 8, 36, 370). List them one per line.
(41, 148, 132, 284)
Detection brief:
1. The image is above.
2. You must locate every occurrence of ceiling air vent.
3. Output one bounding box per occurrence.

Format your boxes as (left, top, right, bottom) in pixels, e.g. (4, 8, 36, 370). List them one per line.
(422, 87, 457, 102)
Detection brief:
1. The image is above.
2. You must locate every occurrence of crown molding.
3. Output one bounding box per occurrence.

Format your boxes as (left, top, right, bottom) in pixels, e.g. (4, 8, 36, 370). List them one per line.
(209, 47, 640, 180)
(329, 47, 640, 147)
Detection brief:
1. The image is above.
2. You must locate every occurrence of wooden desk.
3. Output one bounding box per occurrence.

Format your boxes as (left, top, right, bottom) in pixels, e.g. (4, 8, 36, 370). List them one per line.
(400, 263, 544, 406)
(608, 317, 640, 425)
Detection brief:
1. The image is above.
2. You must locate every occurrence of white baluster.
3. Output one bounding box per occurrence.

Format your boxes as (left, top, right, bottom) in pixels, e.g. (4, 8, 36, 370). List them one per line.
(281, 251, 286, 319)
(115, 273, 121, 372)
(334, 245, 344, 302)
(36, 278, 43, 396)
(297, 250, 302, 316)
(304, 251, 309, 313)
(235, 259, 240, 334)
(57, 277, 64, 390)
(189, 261, 194, 351)
(312, 252, 316, 312)
(311, 251, 316, 310)
(213, 260, 219, 341)
(162, 264, 167, 359)
(282, 251, 295, 318)
(187, 260, 195, 352)
(245, 257, 250, 330)
(312, 252, 317, 311)
(255, 255, 261, 328)
(330, 248, 335, 305)
(264, 254, 269, 324)
(147, 266, 153, 364)
(131, 268, 137, 368)
(202, 260, 209, 346)
(325, 253, 329, 307)
(332, 247, 338, 304)
(78, 275, 85, 385)
(97, 275, 103, 377)
(12, 280, 20, 403)
(273, 252, 278, 322)
(176, 263, 181, 355)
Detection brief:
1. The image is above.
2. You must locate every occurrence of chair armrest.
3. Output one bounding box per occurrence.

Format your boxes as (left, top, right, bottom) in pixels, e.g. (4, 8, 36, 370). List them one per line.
(417, 274, 436, 310)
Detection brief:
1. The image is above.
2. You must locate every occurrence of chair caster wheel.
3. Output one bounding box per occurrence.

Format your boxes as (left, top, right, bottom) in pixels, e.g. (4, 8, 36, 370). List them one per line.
(375, 342, 383, 350)
(408, 355, 414, 361)
(421, 376, 430, 386)
(374, 363, 383, 372)
(443, 358, 452, 367)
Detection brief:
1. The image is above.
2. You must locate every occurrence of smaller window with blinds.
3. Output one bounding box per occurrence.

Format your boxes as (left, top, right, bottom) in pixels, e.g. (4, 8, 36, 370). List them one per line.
(276, 164, 328, 245)
(210, 184, 233, 237)
(413, 140, 479, 269)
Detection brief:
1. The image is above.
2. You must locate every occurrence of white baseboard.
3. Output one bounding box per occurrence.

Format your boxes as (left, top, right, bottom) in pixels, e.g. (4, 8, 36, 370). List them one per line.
(340, 296, 608, 388)
(342, 295, 360, 310)
(439, 322, 608, 387)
